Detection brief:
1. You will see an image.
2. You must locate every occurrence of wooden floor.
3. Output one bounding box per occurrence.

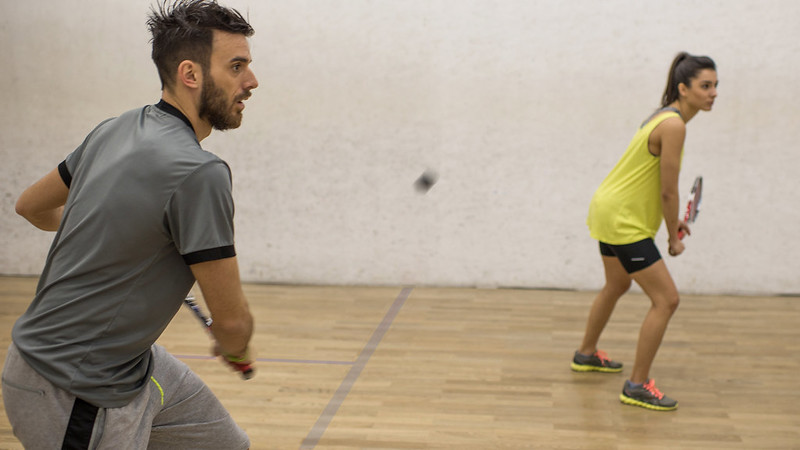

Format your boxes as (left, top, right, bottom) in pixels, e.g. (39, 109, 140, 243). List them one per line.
(0, 276, 798, 449)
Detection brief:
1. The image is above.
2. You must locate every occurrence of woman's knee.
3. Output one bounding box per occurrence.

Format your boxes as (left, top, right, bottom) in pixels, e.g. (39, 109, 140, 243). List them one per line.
(655, 291, 680, 314)
(605, 278, 632, 297)
(668, 293, 680, 312)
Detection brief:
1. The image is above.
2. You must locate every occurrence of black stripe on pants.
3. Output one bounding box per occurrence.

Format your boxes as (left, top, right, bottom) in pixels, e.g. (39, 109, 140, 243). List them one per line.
(62, 398, 99, 450)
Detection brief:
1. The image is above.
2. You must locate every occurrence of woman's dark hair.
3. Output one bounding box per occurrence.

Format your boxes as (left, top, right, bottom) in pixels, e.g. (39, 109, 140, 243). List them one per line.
(661, 52, 716, 107)
(147, 0, 254, 90)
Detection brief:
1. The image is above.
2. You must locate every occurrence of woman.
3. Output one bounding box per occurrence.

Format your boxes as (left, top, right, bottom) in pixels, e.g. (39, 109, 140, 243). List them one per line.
(572, 52, 718, 411)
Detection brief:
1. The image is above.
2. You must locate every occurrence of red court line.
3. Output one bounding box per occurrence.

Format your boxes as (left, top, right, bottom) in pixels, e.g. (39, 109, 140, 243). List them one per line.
(173, 354, 353, 366)
(299, 287, 413, 450)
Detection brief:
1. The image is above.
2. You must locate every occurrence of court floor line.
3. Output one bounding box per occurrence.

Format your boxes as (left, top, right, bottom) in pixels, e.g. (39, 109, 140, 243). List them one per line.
(299, 286, 413, 450)
(173, 354, 354, 366)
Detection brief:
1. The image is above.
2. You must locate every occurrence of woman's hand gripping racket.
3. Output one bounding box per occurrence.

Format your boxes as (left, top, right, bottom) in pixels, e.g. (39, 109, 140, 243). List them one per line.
(184, 294, 255, 380)
(678, 176, 703, 240)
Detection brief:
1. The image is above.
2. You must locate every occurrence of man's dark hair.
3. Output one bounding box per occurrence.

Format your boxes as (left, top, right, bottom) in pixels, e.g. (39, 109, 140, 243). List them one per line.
(147, 0, 254, 90)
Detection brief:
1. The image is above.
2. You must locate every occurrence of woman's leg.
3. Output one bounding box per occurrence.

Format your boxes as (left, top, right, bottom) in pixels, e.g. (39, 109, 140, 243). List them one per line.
(629, 259, 680, 384)
(578, 255, 632, 355)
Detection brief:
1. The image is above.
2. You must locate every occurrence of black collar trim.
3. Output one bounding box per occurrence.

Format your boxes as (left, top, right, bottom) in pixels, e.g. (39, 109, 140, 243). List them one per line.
(155, 99, 195, 134)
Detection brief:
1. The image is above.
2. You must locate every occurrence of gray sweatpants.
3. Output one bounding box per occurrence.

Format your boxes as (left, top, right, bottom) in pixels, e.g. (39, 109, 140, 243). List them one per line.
(2, 343, 249, 449)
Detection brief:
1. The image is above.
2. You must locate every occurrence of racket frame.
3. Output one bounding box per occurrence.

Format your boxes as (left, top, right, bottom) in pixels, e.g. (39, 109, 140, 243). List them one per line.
(678, 175, 703, 239)
(184, 294, 254, 380)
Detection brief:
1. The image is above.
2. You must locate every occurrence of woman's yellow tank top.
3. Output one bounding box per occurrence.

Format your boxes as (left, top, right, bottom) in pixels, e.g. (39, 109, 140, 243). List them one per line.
(587, 111, 682, 245)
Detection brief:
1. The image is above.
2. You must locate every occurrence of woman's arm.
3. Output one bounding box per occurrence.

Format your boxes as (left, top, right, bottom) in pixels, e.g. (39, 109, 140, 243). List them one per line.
(656, 118, 689, 255)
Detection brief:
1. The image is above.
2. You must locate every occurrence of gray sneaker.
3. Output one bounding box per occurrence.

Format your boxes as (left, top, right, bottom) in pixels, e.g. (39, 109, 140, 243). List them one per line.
(620, 379, 678, 411)
(571, 350, 623, 373)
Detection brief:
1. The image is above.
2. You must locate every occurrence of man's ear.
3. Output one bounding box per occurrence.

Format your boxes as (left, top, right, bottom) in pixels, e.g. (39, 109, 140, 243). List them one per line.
(176, 60, 202, 89)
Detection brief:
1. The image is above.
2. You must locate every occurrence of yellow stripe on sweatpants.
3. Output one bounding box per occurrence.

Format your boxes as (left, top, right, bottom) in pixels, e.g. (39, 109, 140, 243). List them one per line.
(150, 376, 164, 406)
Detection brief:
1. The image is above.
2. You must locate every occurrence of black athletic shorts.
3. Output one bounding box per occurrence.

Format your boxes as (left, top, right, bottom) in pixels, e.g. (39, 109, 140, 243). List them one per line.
(598, 238, 662, 274)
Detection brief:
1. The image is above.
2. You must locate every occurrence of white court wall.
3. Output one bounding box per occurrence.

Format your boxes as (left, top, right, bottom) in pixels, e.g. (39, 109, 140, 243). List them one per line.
(1, 1, 798, 295)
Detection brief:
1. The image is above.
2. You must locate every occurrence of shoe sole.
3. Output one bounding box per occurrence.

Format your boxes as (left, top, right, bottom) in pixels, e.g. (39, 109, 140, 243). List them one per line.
(619, 393, 678, 411)
(571, 362, 623, 373)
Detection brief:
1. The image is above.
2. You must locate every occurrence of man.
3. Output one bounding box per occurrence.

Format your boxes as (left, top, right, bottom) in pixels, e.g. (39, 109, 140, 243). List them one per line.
(4, 1, 259, 447)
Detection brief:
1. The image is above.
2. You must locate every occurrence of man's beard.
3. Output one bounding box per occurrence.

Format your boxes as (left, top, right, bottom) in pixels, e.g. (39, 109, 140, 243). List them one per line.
(198, 76, 247, 131)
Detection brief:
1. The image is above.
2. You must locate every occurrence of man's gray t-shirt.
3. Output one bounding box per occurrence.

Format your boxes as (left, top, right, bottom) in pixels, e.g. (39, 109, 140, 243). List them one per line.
(12, 101, 236, 408)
